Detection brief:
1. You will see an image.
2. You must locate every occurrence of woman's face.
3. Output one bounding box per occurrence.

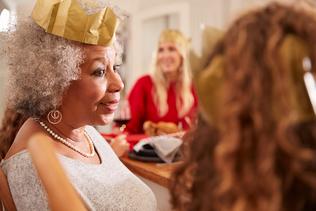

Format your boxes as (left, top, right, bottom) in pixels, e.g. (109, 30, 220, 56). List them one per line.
(61, 45, 124, 126)
(157, 42, 182, 74)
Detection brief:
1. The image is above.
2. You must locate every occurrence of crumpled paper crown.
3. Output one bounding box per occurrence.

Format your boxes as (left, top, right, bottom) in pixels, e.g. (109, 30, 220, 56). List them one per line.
(31, 0, 119, 46)
(158, 29, 190, 54)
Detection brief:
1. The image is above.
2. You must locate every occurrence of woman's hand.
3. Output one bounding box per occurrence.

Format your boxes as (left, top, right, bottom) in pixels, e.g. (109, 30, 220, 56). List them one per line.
(110, 135, 129, 157)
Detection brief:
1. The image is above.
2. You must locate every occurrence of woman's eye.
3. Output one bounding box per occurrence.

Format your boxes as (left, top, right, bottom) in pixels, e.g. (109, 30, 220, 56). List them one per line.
(113, 65, 121, 73)
(168, 46, 176, 52)
(158, 47, 164, 53)
(93, 68, 105, 77)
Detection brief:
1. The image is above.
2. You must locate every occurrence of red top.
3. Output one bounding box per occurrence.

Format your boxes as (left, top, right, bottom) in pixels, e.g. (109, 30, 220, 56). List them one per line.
(126, 75, 198, 134)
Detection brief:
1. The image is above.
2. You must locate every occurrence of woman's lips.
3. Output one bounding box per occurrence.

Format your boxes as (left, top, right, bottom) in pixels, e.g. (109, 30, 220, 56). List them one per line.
(99, 101, 119, 113)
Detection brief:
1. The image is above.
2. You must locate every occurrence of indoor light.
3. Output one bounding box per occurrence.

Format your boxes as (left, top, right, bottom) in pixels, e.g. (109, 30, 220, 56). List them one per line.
(0, 8, 10, 32)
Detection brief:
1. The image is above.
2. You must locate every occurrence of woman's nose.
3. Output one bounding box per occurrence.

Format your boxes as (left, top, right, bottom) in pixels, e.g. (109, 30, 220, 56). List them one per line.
(107, 71, 124, 93)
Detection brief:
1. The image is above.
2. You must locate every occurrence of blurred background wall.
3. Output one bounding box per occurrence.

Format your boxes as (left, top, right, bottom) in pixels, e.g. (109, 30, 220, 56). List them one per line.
(0, 0, 269, 122)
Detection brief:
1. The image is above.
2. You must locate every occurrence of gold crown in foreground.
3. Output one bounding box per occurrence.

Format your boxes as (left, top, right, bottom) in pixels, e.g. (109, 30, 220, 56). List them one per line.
(31, 0, 119, 46)
(196, 35, 315, 127)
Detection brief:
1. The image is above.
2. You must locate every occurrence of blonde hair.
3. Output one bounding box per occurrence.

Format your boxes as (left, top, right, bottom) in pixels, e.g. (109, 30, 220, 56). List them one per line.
(151, 29, 194, 117)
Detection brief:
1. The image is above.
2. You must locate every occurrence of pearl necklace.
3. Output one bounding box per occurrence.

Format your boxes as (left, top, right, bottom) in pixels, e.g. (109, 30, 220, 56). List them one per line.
(38, 121, 95, 158)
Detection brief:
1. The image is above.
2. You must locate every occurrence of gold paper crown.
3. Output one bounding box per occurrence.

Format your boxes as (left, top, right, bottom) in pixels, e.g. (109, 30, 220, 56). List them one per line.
(31, 0, 119, 46)
(196, 35, 315, 126)
(190, 26, 223, 73)
(159, 29, 189, 49)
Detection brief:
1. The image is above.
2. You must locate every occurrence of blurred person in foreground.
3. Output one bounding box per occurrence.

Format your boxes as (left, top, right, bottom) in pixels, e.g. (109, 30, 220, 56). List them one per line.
(0, 0, 157, 210)
(171, 2, 316, 211)
(126, 29, 198, 135)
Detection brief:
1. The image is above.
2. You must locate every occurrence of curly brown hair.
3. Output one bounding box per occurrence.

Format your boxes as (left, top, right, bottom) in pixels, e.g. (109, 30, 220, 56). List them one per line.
(171, 2, 316, 211)
(0, 108, 28, 159)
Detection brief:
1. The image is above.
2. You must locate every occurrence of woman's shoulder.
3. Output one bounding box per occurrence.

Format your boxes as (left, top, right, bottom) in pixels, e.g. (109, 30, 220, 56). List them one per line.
(139, 74, 152, 80)
(4, 118, 43, 160)
(1, 149, 32, 174)
(135, 74, 153, 85)
(1, 147, 49, 211)
(128, 75, 153, 96)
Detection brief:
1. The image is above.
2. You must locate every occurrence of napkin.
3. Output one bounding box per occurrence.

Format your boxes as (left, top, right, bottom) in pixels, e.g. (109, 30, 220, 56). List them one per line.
(133, 135, 182, 163)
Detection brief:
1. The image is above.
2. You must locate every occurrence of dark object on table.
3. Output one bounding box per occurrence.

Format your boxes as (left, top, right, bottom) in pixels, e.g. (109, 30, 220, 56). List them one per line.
(133, 144, 157, 157)
(128, 144, 164, 163)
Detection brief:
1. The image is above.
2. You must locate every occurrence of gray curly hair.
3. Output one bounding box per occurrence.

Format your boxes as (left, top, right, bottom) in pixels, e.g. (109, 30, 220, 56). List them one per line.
(3, 17, 84, 118)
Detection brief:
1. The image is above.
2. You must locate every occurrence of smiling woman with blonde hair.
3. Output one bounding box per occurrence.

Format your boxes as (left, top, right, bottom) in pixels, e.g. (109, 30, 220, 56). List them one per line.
(126, 29, 198, 134)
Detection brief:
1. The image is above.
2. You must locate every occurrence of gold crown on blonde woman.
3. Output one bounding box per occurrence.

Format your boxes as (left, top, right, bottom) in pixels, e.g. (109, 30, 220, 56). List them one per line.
(159, 29, 190, 48)
(31, 0, 120, 46)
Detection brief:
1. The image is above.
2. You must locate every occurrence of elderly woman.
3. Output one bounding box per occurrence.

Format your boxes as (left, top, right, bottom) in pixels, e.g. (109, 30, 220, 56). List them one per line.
(171, 2, 316, 211)
(126, 29, 198, 135)
(0, 0, 157, 210)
